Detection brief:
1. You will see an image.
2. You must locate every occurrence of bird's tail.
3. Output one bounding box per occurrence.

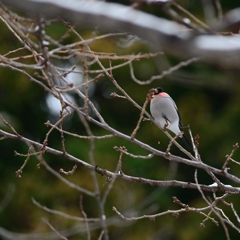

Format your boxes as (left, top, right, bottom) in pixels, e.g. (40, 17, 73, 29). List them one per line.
(181, 134, 192, 150)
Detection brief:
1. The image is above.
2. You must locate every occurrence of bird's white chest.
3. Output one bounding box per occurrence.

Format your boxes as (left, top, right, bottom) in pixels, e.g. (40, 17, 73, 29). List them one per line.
(150, 96, 180, 135)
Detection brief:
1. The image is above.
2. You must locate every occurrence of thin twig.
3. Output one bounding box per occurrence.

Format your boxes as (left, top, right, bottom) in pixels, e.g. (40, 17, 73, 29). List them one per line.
(15, 146, 33, 178)
(0, 114, 21, 137)
(222, 143, 239, 170)
(101, 147, 124, 206)
(42, 160, 94, 196)
(42, 218, 68, 240)
(166, 133, 181, 154)
(60, 165, 77, 176)
(45, 121, 114, 140)
(214, 0, 223, 22)
(79, 196, 91, 240)
(130, 57, 201, 85)
(0, 184, 15, 213)
(42, 111, 71, 152)
(173, 2, 211, 30)
(114, 146, 153, 159)
(32, 198, 100, 222)
(131, 88, 154, 139)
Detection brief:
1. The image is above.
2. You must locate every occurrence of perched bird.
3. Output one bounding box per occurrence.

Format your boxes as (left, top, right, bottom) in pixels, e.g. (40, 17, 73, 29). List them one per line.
(150, 87, 192, 149)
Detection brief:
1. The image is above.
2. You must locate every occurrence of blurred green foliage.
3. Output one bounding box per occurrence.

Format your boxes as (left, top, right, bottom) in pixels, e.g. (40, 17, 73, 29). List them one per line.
(1, 1, 240, 240)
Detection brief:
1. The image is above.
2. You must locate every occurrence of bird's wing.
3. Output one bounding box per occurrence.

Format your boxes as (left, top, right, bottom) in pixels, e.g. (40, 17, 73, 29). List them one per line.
(169, 97, 184, 131)
(176, 108, 184, 131)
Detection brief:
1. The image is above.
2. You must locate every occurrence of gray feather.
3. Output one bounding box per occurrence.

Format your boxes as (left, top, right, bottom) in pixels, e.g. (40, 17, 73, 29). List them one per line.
(150, 95, 181, 135)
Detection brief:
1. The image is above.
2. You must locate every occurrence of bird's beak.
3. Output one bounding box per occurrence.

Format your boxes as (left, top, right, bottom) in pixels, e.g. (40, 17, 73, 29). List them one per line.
(154, 89, 158, 94)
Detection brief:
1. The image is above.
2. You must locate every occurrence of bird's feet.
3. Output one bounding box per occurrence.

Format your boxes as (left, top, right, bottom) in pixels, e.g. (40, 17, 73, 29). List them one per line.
(164, 122, 168, 130)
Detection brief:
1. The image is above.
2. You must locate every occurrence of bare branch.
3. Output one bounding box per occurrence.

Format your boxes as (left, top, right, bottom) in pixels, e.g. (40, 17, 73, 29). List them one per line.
(222, 143, 239, 170)
(1, 128, 240, 190)
(42, 218, 68, 240)
(79, 196, 91, 240)
(42, 160, 95, 197)
(15, 146, 33, 178)
(60, 165, 77, 176)
(0, 184, 15, 213)
(32, 198, 100, 222)
(3, 0, 240, 68)
(130, 57, 200, 85)
(131, 88, 153, 139)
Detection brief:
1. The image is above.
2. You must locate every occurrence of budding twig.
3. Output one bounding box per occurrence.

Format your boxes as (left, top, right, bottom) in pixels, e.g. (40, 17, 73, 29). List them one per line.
(222, 143, 239, 170)
(131, 88, 154, 139)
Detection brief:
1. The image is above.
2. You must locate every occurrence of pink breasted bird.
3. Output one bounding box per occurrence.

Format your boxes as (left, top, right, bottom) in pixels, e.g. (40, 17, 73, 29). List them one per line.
(150, 87, 192, 149)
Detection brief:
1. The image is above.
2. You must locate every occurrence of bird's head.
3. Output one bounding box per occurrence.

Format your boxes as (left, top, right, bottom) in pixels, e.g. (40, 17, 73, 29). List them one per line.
(153, 87, 165, 95)
(151, 87, 168, 98)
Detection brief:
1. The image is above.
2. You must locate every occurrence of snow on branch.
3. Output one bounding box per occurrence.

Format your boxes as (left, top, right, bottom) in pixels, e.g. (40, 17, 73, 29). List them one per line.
(2, 0, 240, 68)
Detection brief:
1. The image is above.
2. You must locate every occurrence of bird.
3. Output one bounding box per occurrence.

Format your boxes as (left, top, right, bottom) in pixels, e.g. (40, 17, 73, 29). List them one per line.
(150, 87, 192, 149)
